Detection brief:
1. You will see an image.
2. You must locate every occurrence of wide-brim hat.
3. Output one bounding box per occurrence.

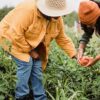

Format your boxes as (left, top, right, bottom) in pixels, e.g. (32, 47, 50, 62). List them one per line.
(36, 0, 74, 17)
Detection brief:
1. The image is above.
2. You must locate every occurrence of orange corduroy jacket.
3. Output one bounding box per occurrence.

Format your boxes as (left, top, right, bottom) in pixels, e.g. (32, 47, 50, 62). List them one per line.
(0, 0, 76, 70)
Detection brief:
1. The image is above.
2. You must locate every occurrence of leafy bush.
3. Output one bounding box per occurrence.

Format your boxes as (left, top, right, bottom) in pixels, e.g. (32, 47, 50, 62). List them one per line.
(0, 7, 13, 21)
(0, 48, 17, 100)
(63, 11, 78, 27)
(44, 35, 100, 100)
(0, 7, 16, 99)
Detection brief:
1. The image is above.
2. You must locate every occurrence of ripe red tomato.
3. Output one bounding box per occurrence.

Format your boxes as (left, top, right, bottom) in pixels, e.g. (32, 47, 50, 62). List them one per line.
(79, 56, 94, 67)
(79, 57, 89, 66)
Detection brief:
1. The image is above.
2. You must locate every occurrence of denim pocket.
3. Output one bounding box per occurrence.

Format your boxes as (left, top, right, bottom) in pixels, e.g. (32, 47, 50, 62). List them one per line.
(12, 56, 32, 66)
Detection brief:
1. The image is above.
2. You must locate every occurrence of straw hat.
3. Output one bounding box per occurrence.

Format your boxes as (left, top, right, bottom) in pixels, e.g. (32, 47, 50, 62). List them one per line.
(36, 0, 74, 17)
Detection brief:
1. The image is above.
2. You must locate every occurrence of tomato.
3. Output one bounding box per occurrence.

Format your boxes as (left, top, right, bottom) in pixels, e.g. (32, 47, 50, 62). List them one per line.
(79, 56, 93, 66)
(79, 57, 89, 66)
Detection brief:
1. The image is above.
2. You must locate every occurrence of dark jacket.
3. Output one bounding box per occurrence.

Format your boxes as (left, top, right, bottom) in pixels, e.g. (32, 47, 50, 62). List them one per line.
(80, 23, 94, 44)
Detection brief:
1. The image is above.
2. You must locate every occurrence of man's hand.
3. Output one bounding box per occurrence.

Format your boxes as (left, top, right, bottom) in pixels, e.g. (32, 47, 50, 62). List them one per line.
(30, 50, 40, 59)
(78, 56, 93, 66)
(85, 55, 100, 67)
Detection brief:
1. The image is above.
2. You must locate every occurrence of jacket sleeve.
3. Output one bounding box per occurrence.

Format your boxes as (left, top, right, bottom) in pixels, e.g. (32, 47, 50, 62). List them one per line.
(55, 18, 76, 58)
(79, 23, 94, 44)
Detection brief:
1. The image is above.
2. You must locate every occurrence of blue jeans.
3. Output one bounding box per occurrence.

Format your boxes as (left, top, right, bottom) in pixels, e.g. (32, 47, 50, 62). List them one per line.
(13, 56, 47, 100)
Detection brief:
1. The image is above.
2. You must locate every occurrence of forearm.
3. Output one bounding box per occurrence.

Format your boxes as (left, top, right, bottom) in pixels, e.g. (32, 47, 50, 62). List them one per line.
(79, 23, 94, 48)
(77, 42, 87, 60)
(56, 35, 76, 58)
(78, 42, 86, 51)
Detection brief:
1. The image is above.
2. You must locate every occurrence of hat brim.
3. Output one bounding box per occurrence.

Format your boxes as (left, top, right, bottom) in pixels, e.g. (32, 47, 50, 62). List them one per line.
(37, 0, 74, 17)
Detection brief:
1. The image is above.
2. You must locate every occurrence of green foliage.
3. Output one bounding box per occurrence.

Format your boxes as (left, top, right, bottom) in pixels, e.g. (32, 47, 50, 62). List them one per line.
(94, 0, 100, 1)
(44, 41, 100, 100)
(43, 28, 100, 100)
(0, 8, 16, 99)
(0, 48, 17, 100)
(64, 27, 81, 48)
(63, 11, 78, 27)
(0, 7, 13, 21)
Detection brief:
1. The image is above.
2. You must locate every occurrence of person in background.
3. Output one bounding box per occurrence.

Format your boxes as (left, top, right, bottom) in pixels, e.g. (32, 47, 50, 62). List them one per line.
(0, 0, 76, 100)
(77, 0, 100, 67)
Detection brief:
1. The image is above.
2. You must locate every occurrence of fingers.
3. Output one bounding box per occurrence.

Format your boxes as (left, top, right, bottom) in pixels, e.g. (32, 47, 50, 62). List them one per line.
(85, 62, 91, 67)
(78, 56, 94, 67)
(30, 50, 40, 59)
(85, 57, 98, 67)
